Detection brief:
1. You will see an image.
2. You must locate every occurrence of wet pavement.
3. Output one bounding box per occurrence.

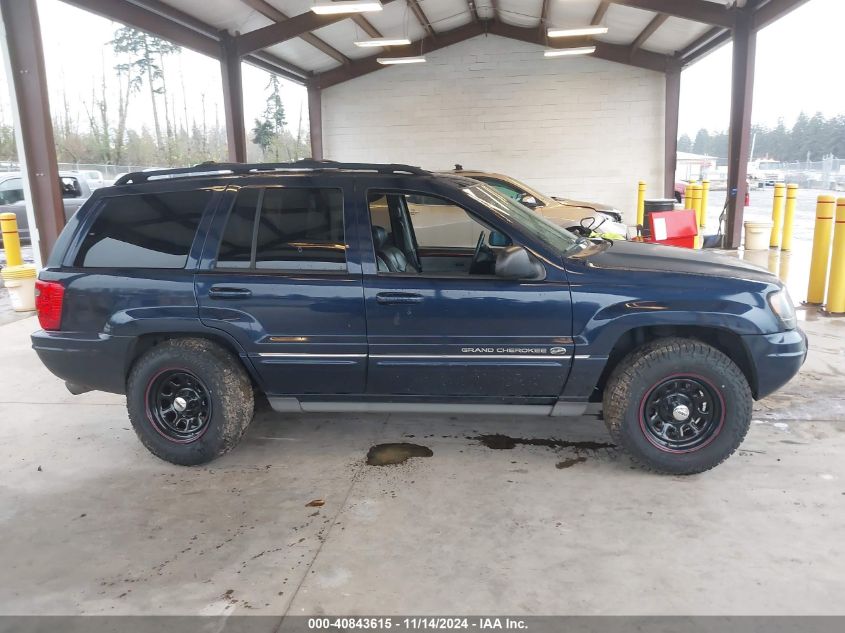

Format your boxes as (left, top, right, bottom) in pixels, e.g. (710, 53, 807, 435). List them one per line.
(1, 305, 844, 616)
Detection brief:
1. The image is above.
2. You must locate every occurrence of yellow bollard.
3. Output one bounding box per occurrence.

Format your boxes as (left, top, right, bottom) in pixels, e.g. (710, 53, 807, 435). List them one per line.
(0, 212, 23, 267)
(700, 180, 710, 229)
(769, 183, 786, 248)
(806, 195, 836, 305)
(826, 198, 845, 314)
(636, 180, 646, 227)
(692, 183, 703, 228)
(683, 180, 697, 212)
(781, 183, 798, 252)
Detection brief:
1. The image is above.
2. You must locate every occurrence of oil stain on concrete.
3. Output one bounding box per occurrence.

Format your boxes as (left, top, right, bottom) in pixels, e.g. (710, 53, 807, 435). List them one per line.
(472, 434, 615, 451)
(366, 443, 433, 466)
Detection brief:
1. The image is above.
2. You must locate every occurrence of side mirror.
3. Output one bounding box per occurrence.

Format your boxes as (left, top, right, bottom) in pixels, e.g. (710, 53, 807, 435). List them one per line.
(495, 246, 544, 280)
(488, 231, 511, 247)
(518, 193, 539, 208)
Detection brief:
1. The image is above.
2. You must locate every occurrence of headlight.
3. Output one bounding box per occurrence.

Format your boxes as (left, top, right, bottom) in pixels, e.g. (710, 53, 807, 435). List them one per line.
(768, 288, 796, 330)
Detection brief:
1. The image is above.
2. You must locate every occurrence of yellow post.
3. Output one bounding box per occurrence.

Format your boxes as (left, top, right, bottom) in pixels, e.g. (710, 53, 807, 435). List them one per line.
(781, 183, 798, 252)
(683, 180, 697, 211)
(636, 180, 646, 227)
(0, 212, 23, 268)
(699, 180, 710, 229)
(769, 183, 786, 248)
(826, 198, 845, 314)
(691, 183, 703, 228)
(806, 195, 836, 305)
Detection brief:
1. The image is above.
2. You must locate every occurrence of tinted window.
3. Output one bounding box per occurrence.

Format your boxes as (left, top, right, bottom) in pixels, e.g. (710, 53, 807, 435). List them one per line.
(0, 178, 23, 205)
(74, 190, 210, 268)
(216, 187, 345, 271)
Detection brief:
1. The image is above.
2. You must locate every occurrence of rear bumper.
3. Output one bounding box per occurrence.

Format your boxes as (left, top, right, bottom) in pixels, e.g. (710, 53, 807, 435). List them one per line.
(31, 329, 133, 394)
(742, 327, 807, 399)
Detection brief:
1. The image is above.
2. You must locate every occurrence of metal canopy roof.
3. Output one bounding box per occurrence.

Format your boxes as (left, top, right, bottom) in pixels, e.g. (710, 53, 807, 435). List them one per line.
(64, 0, 809, 87)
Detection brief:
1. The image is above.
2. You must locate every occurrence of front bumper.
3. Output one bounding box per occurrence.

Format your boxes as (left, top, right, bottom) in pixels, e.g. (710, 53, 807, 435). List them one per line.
(742, 327, 807, 399)
(31, 329, 133, 394)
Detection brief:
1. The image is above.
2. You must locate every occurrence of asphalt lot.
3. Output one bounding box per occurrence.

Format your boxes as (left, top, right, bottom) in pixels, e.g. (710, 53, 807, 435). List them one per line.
(1, 308, 844, 616)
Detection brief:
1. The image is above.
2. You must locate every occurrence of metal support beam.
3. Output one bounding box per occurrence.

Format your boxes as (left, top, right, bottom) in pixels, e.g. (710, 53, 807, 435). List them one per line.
(608, 0, 734, 29)
(489, 21, 677, 73)
(467, 0, 480, 22)
(310, 22, 486, 89)
(61, 0, 219, 57)
(351, 15, 382, 38)
(630, 13, 668, 53)
(220, 34, 247, 163)
(308, 86, 323, 160)
(664, 68, 680, 199)
(592, 1, 611, 24)
(0, 0, 64, 264)
(237, 0, 396, 55)
(407, 0, 436, 38)
(238, 0, 349, 65)
(725, 9, 756, 249)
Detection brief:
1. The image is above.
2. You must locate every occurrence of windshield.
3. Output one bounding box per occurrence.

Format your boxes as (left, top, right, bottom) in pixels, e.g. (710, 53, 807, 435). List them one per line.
(463, 184, 579, 253)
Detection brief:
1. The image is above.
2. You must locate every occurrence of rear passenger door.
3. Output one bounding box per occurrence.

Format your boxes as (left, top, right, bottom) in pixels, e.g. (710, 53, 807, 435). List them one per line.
(196, 178, 367, 396)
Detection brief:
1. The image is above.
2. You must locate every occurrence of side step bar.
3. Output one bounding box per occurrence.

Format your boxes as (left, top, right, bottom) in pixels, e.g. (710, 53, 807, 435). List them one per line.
(268, 398, 596, 417)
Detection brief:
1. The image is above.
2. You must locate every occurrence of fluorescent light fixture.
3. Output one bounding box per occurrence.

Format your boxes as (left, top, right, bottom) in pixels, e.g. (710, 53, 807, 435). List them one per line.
(543, 46, 597, 57)
(377, 56, 426, 64)
(311, 0, 382, 15)
(354, 37, 412, 47)
(547, 26, 608, 38)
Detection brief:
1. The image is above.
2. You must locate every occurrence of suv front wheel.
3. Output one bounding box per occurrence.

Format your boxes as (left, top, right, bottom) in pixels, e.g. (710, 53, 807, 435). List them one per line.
(603, 338, 752, 475)
(127, 338, 254, 465)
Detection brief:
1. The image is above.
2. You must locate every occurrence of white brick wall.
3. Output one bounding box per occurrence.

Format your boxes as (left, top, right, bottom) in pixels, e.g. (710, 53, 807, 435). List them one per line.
(321, 34, 666, 224)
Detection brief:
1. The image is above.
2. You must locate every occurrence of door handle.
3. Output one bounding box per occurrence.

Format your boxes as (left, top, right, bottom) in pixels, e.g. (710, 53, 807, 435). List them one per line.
(208, 286, 252, 299)
(376, 292, 423, 305)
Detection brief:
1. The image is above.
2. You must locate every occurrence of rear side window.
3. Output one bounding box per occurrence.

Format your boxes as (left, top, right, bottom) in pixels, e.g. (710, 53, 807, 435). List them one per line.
(216, 187, 345, 271)
(74, 190, 211, 268)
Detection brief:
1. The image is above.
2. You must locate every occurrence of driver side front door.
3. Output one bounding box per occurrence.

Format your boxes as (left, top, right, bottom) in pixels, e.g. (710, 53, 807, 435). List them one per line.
(362, 189, 572, 401)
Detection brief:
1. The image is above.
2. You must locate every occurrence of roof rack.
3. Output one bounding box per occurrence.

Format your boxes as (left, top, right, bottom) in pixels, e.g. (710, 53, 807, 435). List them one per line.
(113, 160, 429, 185)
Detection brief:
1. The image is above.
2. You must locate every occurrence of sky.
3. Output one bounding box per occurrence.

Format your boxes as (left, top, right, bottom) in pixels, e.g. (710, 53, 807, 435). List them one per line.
(678, 0, 845, 135)
(0, 0, 843, 143)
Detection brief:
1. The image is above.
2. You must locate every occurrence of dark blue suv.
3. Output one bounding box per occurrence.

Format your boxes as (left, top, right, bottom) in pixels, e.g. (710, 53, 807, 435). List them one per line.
(31, 161, 807, 474)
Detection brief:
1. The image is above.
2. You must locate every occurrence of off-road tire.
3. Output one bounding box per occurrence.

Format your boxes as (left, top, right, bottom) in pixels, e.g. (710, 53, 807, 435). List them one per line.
(127, 338, 254, 466)
(603, 337, 752, 475)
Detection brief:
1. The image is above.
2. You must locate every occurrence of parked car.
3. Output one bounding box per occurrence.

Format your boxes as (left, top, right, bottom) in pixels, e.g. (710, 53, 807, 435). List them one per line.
(449, 168, 628, 237)
(81, 170, 105, 190)
(0, 171, 91, 245)
(31, 161, 806, 474)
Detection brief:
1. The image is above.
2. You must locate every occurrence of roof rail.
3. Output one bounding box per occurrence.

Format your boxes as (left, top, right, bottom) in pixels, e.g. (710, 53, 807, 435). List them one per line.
(113, 160, 429, 185)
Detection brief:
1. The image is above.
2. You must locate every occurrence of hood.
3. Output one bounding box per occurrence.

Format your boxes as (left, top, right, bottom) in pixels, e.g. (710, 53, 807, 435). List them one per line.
(572, 239, 778, 284)
(553, 197, 616, 213)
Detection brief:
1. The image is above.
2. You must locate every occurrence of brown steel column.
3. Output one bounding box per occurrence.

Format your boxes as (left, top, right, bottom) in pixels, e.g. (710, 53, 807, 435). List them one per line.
(220, 33, 246, 163)
(725, 9, 756, 249)
(664, 67, 681, 199)
(0, 0, 64, 263)
(307, 85, 323, 160)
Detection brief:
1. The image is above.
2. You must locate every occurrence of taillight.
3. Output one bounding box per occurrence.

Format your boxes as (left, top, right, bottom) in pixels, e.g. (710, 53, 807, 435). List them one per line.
(35, 280, 65, 331)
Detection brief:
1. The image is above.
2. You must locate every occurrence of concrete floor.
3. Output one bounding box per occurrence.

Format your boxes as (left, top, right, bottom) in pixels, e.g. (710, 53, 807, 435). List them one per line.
(1, 309, 844, 617)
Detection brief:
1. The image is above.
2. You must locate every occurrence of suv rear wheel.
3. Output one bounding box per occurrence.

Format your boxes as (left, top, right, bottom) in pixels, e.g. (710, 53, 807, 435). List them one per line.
(127, 338, 254, 465)
(603, 338, 752, 475)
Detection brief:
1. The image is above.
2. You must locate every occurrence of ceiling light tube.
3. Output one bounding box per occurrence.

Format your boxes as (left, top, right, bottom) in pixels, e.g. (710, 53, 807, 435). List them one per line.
(376, 56, 426, 64)
(543, 46, 597, 58)
(311, 0, 383, 15)
(547, 26, 608, 38)
(354, 37, 412, 47)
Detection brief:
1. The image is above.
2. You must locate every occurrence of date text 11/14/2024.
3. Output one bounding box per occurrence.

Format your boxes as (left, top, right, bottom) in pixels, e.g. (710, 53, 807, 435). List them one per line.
(307, 617, 528, 630)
